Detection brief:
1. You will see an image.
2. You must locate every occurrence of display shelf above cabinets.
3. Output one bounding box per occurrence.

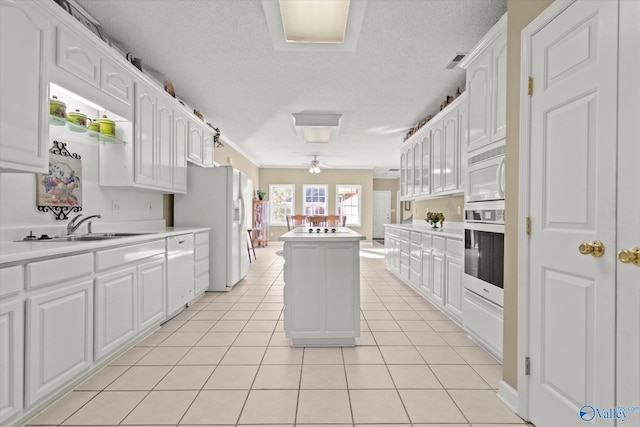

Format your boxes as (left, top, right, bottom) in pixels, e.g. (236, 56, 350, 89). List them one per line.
(49, 115, 127, 145)
(400, 92, 467, 201)
(49, 82, 132, 147)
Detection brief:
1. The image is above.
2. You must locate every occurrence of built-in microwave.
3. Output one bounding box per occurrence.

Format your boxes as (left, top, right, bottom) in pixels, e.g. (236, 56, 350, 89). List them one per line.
(463, 204, 504, 307)
(466, 144, 506, 203)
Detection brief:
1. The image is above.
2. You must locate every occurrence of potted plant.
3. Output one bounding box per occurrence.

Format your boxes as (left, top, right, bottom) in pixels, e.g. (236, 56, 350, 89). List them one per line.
(256, 189, 266, 200)
(425, 212, 445, 229)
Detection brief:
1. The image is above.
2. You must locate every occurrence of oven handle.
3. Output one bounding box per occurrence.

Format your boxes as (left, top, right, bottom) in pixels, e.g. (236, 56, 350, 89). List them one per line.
(496, 157, 506, 199)
(464, 221, 505, 233)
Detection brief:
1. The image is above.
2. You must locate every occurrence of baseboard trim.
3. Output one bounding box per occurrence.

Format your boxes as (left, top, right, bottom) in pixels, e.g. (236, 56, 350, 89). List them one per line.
(497, 380, 519, 414)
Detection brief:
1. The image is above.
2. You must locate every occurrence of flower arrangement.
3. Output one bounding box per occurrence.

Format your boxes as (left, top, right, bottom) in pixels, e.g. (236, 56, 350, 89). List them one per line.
(256, 189, 266, 200)
(425, 212, 445, 228)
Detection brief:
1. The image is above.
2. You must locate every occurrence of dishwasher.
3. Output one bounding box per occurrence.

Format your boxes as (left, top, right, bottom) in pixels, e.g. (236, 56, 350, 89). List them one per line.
(166, 234, 195, 318)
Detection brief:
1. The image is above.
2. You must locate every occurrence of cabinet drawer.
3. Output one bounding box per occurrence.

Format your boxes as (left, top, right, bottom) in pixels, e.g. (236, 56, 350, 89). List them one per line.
(432, 236, 446, 251)
(195, 258, 209, 277)
(194, 231, 209, 245)
(194, 244, 209, 261)
(411, 232, 421, 243)
(27, 253, 93, 290)
(96, 240, 165, 271)
(400, 240, 410, 254)
(0, 265, 23, 297)
(398, 230, 410, 241)
(447, 238, 464, 255)
(422, 234, 433, 248)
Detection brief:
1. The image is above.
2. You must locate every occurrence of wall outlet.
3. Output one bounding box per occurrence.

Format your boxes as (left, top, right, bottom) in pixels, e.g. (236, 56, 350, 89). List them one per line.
(112, 200, 121, 213)
(270, 232, 273, 237)
(457, 206, 462, 215)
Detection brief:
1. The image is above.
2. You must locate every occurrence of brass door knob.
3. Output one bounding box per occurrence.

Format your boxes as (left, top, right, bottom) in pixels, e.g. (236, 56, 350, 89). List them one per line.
(618, 247, 640, 266)
(579, 240, 604, 257)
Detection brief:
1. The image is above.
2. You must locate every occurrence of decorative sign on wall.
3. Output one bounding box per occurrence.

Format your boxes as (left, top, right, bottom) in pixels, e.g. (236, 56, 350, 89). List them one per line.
(36, 141, 83, 220)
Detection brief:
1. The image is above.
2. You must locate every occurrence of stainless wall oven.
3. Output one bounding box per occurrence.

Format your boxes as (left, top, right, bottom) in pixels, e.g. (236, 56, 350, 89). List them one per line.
(464, 203, 504, 306)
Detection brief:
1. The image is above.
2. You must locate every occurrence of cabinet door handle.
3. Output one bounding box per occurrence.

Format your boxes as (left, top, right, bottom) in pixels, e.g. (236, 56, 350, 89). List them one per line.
(178, 240, 186, 244)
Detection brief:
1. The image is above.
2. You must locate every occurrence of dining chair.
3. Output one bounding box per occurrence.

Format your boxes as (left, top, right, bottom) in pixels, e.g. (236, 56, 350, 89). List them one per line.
(326, 215, 346, 227)
(289, 215, 308, 229)
(308, 215, 327, 227)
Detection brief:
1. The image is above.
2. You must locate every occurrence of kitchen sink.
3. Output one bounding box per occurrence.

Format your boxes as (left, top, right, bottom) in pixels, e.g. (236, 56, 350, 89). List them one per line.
(20, 232, 154, 242)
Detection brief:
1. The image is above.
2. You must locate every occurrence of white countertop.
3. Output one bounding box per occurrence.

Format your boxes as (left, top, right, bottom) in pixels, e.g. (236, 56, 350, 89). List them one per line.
(384, 221, 465, 239)
(279, 227, 366, 242)
(0, 227, 210, 265)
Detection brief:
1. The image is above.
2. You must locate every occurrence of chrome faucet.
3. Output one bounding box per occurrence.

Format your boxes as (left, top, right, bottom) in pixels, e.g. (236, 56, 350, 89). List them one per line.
(67, 214, 101, 235)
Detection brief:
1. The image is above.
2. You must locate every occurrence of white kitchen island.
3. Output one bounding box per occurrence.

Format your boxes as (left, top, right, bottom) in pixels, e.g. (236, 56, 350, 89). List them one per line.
(279, 227, 365, 346)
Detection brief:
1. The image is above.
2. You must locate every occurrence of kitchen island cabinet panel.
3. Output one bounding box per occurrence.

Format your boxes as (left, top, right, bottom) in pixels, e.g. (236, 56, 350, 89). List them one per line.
(94, 267, 137, 360)
(0, 0, 50, 174)
(0, 297, 23, 424)
(280, 229, 364, 346)
(25, 279, 93, 406)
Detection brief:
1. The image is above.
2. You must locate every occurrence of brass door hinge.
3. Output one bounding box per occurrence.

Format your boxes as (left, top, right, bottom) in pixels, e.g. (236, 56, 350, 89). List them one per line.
(526, 217, 531, 235)
(528, 76, 533, 95)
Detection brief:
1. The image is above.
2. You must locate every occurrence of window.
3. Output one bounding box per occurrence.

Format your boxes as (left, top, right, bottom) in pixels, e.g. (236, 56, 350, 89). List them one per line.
(269, 184, 295, 226)
(336, 185, 361, 226)
(303, 184, 327, 215)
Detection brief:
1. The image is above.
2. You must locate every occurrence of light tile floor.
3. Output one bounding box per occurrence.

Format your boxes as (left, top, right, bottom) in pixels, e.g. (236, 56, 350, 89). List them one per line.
(27, 242, 530, 427)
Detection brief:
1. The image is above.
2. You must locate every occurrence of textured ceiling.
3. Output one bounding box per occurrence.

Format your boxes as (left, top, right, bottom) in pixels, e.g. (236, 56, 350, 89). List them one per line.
(75, 0, 506, 177)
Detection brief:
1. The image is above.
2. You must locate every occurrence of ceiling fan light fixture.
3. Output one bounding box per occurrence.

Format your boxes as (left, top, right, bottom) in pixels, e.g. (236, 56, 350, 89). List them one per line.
(309, 155, 321, 173)
(279, 0, 350, 43)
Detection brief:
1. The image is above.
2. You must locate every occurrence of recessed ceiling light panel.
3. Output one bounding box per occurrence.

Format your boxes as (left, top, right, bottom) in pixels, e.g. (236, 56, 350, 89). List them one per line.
(279, 0, 350, 43)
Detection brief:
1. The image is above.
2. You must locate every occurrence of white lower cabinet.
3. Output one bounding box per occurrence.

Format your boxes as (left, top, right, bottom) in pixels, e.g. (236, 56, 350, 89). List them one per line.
(25, 280, 93, 406)
(0, 297, 23, 424)
(95, 267, 137, 360)
(138, 257, 166, 331)
(431, 251, 445, 306)
(194, 231, 210, 296)
(385, 225, 464, 325)
(444, 255, 463, 323)
(95, 243, 166, 361)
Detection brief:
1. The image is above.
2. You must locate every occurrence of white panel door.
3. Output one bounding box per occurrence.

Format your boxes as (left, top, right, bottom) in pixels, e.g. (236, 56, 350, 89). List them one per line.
(616, 0, 640, 414)
(442, 110, 458, 191)
(372, 191, 391, 239)
(431, 123, 444, 193)
(527, 2, 618, 425)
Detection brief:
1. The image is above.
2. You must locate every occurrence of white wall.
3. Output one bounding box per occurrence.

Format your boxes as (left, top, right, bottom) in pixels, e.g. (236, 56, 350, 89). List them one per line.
(0, 132, 164, 240)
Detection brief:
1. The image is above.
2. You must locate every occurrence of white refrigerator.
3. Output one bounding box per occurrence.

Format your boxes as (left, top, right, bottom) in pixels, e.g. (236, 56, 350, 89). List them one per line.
(174, 165, 249, 291)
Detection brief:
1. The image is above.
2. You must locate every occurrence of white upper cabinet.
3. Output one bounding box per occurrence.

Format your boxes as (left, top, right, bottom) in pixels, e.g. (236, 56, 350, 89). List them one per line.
(55, 26, 100, 89)
(132, 79, 187, 193)
(459, 13, 507, 153)
(188, 123, 204, 164)
(134, 81, 157, 187)
(172, 109, 189, 193)
(0, 0, 50, 174)
(399, 92, 466, 200)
